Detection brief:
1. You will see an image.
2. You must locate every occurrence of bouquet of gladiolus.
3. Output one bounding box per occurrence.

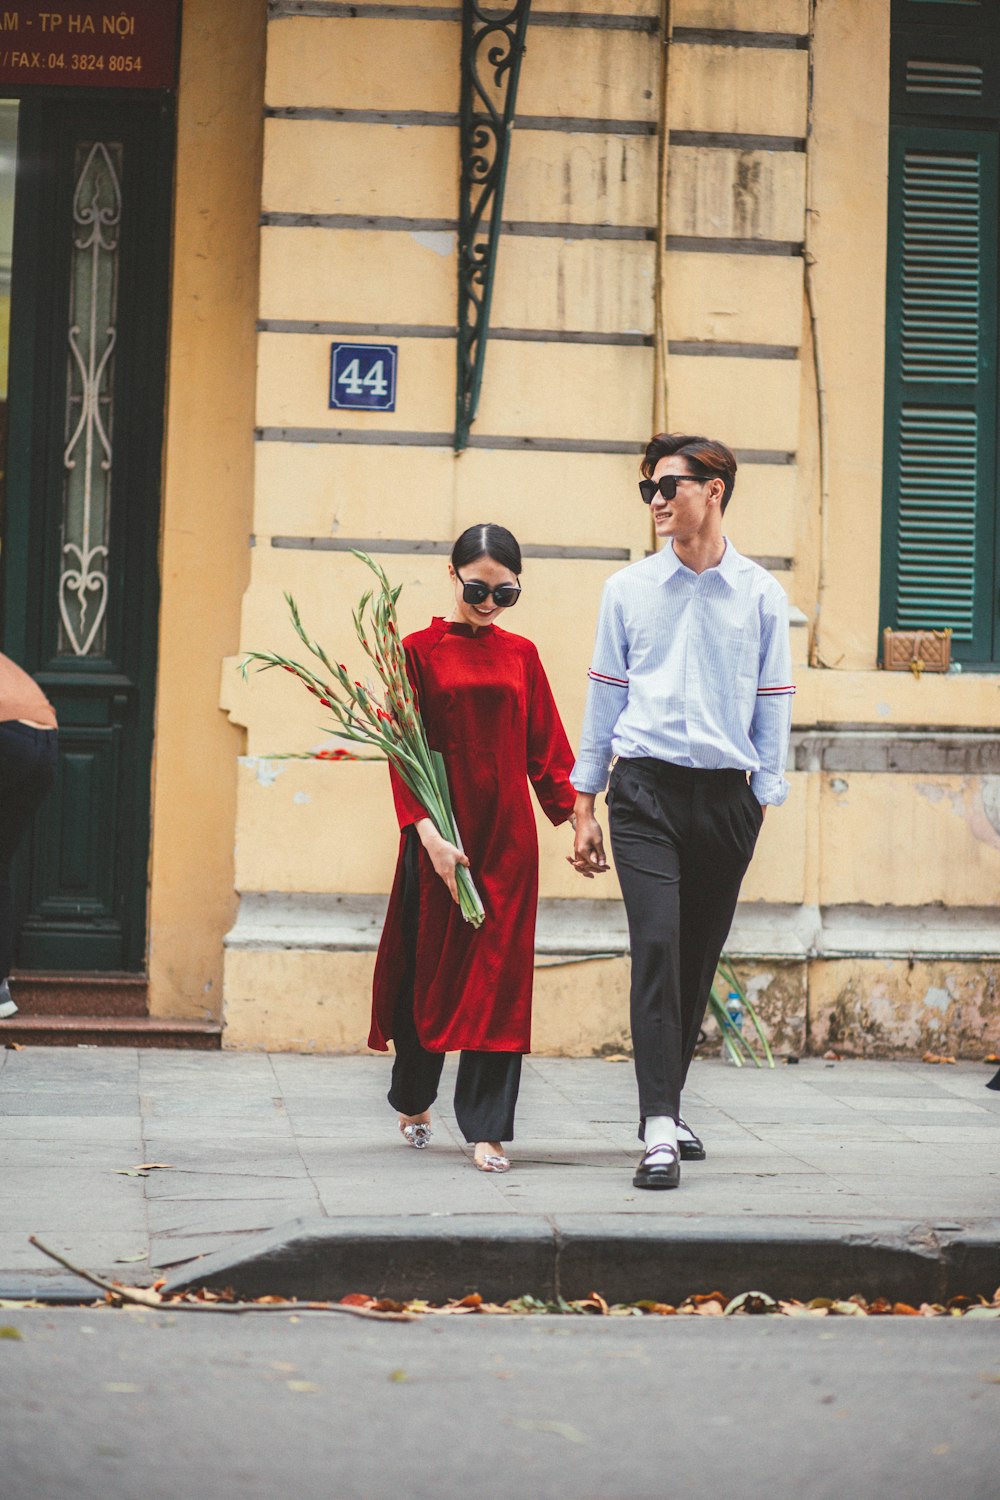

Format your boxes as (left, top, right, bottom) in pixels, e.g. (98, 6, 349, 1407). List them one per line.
(240, 551, 486, 928)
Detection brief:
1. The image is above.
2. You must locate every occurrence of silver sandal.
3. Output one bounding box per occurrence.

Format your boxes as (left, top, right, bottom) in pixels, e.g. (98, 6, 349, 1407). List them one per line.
(474, 1151, 510, 1173)
(400, 1120, 432, 1149)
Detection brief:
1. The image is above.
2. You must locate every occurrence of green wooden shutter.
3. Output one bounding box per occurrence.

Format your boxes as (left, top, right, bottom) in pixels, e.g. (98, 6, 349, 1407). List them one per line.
(882, 3, 1000, 664)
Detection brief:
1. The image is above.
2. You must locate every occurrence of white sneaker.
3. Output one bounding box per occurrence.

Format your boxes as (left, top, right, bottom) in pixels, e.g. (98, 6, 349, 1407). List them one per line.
(0, 981, 17, 1019)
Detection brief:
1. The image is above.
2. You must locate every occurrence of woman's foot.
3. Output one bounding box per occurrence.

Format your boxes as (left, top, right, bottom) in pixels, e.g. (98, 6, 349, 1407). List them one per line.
(473, 1140, 510, 1173)
(399, 1111, 432, 1148)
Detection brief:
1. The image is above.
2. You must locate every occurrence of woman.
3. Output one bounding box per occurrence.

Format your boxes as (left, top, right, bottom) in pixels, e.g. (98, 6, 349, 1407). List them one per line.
(0, 653, 58, 1020)
(369, 524, 577, 1171)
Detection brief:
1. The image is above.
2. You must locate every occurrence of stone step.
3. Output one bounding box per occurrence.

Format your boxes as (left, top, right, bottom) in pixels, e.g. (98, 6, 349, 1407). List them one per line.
(8, 973, 149, 1017)
(0, 1015, 222, 1049)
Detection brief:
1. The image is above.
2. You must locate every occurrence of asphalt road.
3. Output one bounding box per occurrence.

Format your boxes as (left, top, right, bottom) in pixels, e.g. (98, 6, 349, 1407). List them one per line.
(2, 1310, 998, 1500)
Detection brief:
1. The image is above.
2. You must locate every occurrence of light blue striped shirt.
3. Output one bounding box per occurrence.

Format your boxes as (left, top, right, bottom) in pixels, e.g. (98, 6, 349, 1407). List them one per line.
(571, 540, 795, 805)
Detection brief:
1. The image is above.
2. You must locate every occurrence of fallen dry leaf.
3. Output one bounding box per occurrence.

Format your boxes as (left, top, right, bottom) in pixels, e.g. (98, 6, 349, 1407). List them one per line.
(822, 1049, 839, 1061)
(0, 1326, 23, 1340)
(921, 1051, 956, 1065)
(133, 1163, 175, 1172)
(507, 1419, 587, 1444)
(388, 1369, 408, 1383)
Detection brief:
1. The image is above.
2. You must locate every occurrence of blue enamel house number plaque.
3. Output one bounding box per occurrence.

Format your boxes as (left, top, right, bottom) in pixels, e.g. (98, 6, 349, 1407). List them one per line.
(329, 342, 398, 412)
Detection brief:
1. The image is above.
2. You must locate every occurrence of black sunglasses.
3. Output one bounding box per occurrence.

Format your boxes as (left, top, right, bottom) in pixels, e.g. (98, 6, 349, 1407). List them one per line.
(456, 569, 521, 609)
(639, 473, 709, 505)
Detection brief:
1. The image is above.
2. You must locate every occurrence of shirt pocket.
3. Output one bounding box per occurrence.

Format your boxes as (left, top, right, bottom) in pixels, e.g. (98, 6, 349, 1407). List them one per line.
(717, 622, 758, 684)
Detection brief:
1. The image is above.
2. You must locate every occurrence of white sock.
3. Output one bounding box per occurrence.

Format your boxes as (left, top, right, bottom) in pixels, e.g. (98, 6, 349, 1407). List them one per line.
(676, 1118, 696, 1142)
(644, 1116, 677, 1154)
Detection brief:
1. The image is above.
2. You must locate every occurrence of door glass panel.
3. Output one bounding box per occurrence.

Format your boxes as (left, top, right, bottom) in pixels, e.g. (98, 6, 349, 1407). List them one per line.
(58, 139, 122, 659)
(0, 100, 18, 552)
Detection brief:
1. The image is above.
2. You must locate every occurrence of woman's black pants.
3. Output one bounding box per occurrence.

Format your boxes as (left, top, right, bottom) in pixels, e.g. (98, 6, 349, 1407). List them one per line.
(608, 758, 762, 1137)
(0, 722, 58, 984)
(387, 827, 522, 1143)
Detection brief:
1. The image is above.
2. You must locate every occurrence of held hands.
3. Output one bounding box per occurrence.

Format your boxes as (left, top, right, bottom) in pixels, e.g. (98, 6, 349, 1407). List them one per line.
(567, 794, 609, 879)
(416, 818, 471, 906)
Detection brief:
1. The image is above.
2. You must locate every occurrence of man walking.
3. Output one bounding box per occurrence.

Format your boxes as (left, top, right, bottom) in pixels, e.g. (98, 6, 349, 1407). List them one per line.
(570, 434, 794, 1189)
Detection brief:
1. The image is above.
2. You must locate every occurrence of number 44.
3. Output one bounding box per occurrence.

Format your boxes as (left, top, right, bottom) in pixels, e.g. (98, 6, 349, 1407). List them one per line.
(337, 357, 388, 398)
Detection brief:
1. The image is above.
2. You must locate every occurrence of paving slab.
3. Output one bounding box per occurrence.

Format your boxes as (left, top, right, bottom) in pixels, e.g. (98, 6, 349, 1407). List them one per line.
(1, 1047, 998, 1302)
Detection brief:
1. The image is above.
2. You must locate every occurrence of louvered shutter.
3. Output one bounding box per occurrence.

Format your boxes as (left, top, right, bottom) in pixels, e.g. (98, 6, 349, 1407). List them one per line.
(882, 3, 1000, 663)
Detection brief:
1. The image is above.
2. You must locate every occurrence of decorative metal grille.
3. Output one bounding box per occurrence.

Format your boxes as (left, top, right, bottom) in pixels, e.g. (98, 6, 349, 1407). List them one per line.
(455, 0, 531, 452)
(59, 140, 122, 658)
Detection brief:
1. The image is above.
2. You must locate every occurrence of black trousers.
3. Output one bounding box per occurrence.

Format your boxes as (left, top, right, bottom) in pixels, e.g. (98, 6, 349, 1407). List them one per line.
(0, 722, 58, 984)
(387, 827, 522, 1144)
(608, 758, 762, 1135)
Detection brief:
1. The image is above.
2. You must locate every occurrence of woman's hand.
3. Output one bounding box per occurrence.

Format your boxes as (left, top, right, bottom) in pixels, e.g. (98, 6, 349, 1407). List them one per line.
(415, 818, 471, 905)
(567, 794, 609, 878)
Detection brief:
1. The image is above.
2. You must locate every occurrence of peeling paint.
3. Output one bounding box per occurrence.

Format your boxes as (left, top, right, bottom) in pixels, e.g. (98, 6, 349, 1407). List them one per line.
(410, 230, 455, 258)
(981, 777, 1000, 838)
(830, 777, 848, 795)
(239, 756, 285, 788)
(293, 791, 312, 805)
(922, 986, 950, 1013)
(915, 780, 966, 818)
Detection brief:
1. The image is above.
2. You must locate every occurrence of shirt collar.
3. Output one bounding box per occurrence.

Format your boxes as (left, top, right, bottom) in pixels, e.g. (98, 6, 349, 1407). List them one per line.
(656, 538, 742, 589)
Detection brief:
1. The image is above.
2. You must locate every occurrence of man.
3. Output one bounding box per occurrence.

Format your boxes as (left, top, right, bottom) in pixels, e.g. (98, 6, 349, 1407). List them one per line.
(570, 434, 794, 1189)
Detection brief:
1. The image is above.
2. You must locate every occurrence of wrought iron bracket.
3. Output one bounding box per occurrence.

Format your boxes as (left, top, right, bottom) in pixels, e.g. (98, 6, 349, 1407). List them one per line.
(455, 0, 532, 452)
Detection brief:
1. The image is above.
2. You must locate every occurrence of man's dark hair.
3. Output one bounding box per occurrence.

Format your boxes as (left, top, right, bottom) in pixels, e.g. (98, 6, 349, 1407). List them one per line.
(641, 433, 738, 514)
(451, 523, 522, 575)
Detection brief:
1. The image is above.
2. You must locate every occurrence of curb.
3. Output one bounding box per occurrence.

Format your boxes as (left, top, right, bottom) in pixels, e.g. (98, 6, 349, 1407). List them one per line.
(161, 1214, 1000, 1306)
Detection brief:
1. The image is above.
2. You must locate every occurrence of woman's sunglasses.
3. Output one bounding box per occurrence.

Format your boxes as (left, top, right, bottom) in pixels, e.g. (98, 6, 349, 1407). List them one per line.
(456, 570, 521, 608)
(639, 473, 709, 505)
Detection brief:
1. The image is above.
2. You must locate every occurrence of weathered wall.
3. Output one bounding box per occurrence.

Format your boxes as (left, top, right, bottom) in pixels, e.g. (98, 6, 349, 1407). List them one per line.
(147, 0, 266, 1019)
(217, 0, 1000, 1059)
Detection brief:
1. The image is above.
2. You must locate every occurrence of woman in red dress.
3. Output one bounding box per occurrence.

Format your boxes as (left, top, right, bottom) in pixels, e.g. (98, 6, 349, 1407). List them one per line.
(370, 524, 577, 1172)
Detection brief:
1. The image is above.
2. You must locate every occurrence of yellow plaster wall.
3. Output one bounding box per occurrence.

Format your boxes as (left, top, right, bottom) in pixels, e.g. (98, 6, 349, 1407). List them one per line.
(806, 0, 890, 671)
(222, 0, 1000, 1060)
(667, 44, 809, 138)
(672, 0, 809, 29)
(147, 0, 266, 1019)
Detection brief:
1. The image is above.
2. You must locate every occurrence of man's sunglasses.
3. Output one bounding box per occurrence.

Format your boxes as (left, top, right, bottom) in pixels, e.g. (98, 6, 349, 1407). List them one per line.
(456, 570, 522, 608)
(639, 473, 709, 505)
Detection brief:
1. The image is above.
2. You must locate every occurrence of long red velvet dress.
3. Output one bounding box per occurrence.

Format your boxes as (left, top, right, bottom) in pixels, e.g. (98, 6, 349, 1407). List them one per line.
(370, 617, 576, 1054)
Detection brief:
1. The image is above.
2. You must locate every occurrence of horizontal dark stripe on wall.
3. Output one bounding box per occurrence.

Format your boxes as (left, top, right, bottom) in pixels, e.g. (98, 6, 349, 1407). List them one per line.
(261, 212, 656, 241)
(671, 27, 808, 50)
(669, 130, 806, 153)
(256, 430, 793, 463)
(265, 106, 658, 136)
(257, 319, 653, 347)
(667, 235, 804, 257)
(732, 449, 796, 466)
(256, 428, 644, 454)
(668, 340, 799, 360)
(268, 3, 659, 33)
(268, 536, 631, 561)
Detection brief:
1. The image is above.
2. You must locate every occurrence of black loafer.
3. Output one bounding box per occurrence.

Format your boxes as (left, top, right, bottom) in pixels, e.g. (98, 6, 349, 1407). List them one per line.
(633, 1143, 681, 1190)
(677, 1118, 706, 1161)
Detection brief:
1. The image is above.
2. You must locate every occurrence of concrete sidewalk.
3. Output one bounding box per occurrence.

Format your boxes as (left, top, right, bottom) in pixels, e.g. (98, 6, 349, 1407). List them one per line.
(1, 1047, 998, 1301)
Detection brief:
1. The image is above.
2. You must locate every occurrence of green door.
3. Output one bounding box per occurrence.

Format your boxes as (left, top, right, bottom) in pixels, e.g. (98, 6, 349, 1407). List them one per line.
(0, 94, 173, 971)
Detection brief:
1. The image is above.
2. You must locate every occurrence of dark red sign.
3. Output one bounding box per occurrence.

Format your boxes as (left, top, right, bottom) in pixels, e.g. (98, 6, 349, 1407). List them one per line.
(0, 2, 180, 90)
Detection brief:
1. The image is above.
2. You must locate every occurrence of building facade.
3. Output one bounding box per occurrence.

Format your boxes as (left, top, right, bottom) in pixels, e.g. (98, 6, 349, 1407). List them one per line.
(3, 0, 999, 1059)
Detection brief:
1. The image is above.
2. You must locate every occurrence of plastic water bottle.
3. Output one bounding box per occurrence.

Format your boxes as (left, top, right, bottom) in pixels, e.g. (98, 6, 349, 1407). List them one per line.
(724, 990, 744, 1063)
